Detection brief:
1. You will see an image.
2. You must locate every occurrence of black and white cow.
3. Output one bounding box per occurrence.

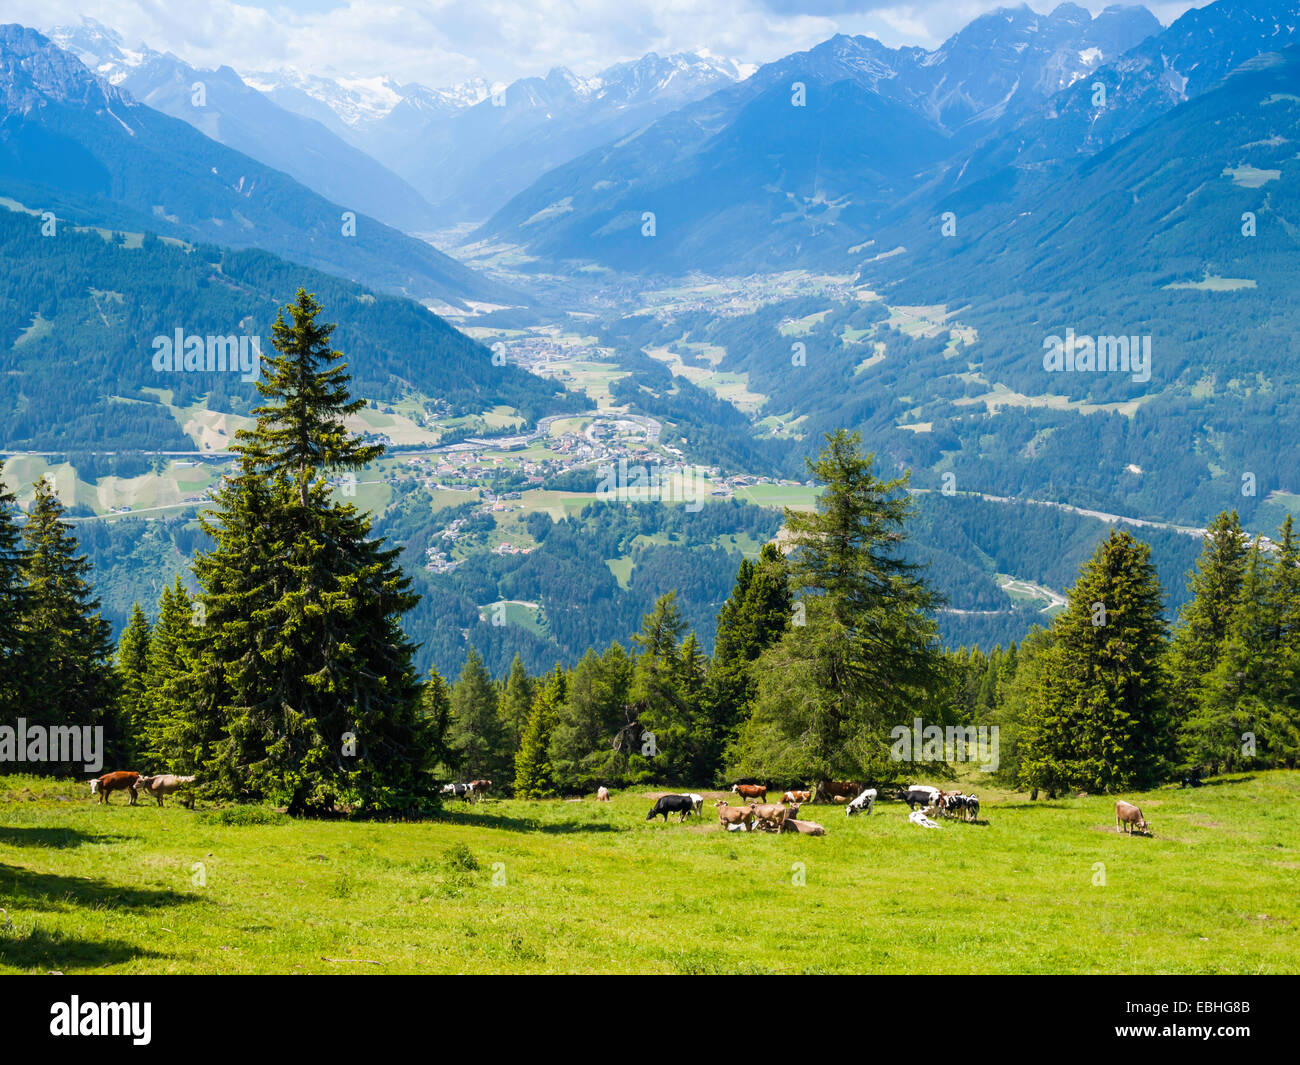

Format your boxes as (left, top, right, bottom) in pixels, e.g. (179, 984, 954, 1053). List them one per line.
(441, 782, 472, 801)
(646, 794, 695, 822)
(846, 787, 877, 816)
(898, 784, 940, 810)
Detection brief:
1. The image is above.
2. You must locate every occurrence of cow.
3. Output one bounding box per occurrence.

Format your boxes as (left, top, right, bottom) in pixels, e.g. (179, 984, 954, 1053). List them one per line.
(1116, 800, 1151, 836)
(940, 793, 980, 822)
(596, 786, 610, 802)
(747, 802, 789, 833)
(441, 782, 472, 801)
(782, 818, 826, 836)
(714, 800, 755, 832)
(134, 774, 196, 807)
(89, 771, 140, 805)
(467, 779, 491, 801)
(898, 784, 941, 810)
(814, 780, 861, 803)
(646, 794, 694, 822)
(845, 787, 877, 816)
(678, 793, 704, 816)
(731, 783, 767, 800)
(782, 790, 812, 805)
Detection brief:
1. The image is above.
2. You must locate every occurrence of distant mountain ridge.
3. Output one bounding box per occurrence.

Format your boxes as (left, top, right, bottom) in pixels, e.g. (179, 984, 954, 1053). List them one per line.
(476, 3, 1164, 271)
(44, 18, 441, 233)
(0, 24, 514, 307)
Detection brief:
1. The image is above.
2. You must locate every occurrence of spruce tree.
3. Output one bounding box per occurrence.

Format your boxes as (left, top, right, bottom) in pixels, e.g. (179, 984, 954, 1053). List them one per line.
(514, 667, 566, 798)
(19, 479, 118, 768)
(0, 464, 27, 718)
(496, 653, 535, 759)
(730, 430, 944, 782)
(447, 647, 508, 783)
(141, 577, 194, 768)
(115, 603, 152, 765)
(1019, 530, 1171, 794)
(190, 290, 429, 813)
(1167, 511, 1249, 747)
(549, 642, 631, 791)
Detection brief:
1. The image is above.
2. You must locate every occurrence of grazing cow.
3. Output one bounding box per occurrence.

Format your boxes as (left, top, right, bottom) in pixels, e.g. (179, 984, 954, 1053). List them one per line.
(1115, 800, 1151, 836)
(845, 787, 877, 816)
(714, 801, 755, 832)
(814, 780, 860, 804)
(898, 784, 941, 810)
(782, 790, 812, 805)
(678, 793, 704, 816)
(731, 783, 767, 800)
(467, 779, 491, 801)
(135, 774, 196, 807)
(441, 782, 472, 801)
(89, 771, 141, 805)
(782, 818, 826, 836)
(646, 794, 694, 822)
(747, 802, 789, 833)
(596, 786, 610, 802)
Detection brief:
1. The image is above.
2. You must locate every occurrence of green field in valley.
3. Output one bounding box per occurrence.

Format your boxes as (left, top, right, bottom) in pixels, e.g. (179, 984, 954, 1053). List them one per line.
(1, 771, 1296, 974)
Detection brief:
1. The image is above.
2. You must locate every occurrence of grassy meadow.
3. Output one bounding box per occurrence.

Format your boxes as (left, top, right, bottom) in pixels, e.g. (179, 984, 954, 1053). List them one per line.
(1, 771, 1297, 974)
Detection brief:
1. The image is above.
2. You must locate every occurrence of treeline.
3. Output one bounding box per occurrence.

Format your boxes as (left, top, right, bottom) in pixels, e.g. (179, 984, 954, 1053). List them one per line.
(950, 511, 1300, 794)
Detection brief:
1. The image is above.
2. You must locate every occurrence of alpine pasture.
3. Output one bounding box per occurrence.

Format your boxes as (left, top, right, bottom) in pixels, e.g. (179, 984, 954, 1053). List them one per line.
(1, 771, 1296, 974)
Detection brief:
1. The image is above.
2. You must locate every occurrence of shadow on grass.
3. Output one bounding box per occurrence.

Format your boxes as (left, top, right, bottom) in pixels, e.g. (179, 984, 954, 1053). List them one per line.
(0, 925, 166, 971)
(0, 862, 200, 915)
(435, 809, 621, 834)
(0, 825, 130, 849)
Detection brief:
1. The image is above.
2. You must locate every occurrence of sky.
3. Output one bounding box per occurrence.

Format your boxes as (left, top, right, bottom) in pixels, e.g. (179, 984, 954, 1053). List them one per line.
(7, 0, 1208, 88)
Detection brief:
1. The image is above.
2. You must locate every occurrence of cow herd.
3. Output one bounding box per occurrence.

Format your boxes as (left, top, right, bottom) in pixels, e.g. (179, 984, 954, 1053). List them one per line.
(83, 769, 1153, 838)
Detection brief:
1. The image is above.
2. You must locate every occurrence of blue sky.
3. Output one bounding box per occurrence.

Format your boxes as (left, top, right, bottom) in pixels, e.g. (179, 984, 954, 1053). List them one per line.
(13, 0, 1206, 87)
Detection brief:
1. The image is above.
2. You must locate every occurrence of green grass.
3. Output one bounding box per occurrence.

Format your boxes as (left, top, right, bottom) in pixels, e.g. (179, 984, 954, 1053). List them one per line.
(1, 771, 1297, 974)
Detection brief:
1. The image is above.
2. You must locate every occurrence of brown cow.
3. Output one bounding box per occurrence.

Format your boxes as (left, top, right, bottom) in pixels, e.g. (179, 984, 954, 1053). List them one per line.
(782, 790, 811, 805)
(782, 818, 827, 836)
(135, 774, 196, 807)
(1115, 800, 1151, 836)
(89, 771, 140, 805)
(596, 786, 610, 801)
(814, 780, 861, 803)
(715, 800, 755, 831)
(468, 779, 491, 801)
(731, 783, 767, 800)
(747, 802, 789, 833)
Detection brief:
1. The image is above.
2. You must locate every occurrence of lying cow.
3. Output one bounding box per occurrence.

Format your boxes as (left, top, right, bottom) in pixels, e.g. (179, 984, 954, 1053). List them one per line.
(646, 794, 694, 822)
(715, 800, 754, 832)
(596, 786, 610, 801)
(731, 783, 767, 800)
(747, 802, 789, 833)
(1116, 800, 1151, 836)
(782, 789, 812, 805)
(898, 784, 941, 810)
(782, 818, 826, 836)
(134, 774, 196, 807)
(89, 771, 140, 805)
(678, 793, 704, 816)
(845, 787, 877, 816)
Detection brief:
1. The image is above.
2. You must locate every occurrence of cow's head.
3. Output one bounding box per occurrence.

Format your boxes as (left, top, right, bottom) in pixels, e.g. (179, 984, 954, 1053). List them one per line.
(89, 779, 100, 794)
